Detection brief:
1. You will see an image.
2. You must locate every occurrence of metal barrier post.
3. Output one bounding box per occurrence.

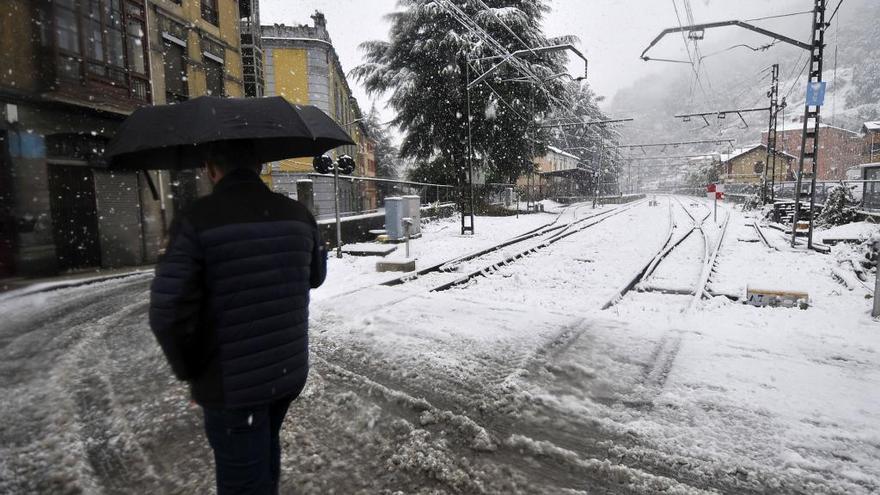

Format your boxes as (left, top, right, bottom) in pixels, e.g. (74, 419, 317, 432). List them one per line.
(874, 238, 880, 318)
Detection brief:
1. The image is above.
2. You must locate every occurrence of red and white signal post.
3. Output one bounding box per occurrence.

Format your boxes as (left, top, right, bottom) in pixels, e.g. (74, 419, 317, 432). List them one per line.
(707, 183, 724, 223)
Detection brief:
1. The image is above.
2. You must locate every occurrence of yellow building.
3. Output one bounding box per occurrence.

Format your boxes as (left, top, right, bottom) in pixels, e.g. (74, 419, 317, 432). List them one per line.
(720, 144, 795, 184)
(148, 0, 244, 103)
(260, 12, 373, 180)
(147, 0, 246, 210)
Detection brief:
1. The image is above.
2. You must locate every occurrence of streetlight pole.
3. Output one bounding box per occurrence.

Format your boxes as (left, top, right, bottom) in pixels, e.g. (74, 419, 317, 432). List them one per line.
(332, 161, 342, 258)
(333, 118, 364, 258)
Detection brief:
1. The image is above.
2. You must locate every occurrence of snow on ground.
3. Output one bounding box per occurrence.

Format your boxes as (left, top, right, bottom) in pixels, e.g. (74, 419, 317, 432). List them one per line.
(817, 221, 880, 243)
(1, 196, 879, 494)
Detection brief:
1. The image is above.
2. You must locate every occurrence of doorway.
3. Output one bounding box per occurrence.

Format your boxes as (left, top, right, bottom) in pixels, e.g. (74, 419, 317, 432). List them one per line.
(48, 164, 101, 271)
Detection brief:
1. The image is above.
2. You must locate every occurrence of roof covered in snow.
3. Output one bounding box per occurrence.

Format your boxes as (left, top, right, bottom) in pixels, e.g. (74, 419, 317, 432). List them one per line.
(546, 146, 581, 161)
(769, 121, 860, 135)
(720, 143, 797, 163)
(863, 121, 880, 132)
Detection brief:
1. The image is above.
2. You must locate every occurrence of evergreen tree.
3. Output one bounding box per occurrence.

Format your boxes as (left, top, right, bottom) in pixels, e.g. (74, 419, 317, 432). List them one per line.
(352, 0, 574, 185)
(685, 160, 721, 189)
(817, 185, 859, 227)
(547, 82, 620, 192)
(363, 106, 400, 178)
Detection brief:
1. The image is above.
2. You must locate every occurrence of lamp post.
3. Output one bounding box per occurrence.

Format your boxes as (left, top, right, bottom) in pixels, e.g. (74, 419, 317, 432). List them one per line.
(462, 44, 589, 234)
(331, 118, 363, 258)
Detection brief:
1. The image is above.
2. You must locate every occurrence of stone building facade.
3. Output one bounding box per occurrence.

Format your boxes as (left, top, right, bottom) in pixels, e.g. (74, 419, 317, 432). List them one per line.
(259, 12, 377, 217)
(0, 0, 243, 278)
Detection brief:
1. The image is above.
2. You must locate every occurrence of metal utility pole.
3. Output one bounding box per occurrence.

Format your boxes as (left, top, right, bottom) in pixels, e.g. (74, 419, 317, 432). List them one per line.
(462, 60, 475, 235)
(765, 64, 781, 203)
(640, 0, 829, 249)
(791, 0, 827, 249)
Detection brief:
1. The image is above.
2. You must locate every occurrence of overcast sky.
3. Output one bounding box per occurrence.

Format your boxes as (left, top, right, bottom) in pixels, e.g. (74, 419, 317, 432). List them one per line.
(260, 0, 816, 125)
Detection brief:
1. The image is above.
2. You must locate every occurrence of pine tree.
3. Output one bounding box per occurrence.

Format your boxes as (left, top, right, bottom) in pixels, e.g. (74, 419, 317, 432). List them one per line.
(548, 82, 618, 192)
(817, 184, 859, 227)
(363, 106, 400, 178)
(352, 0, 575, 185)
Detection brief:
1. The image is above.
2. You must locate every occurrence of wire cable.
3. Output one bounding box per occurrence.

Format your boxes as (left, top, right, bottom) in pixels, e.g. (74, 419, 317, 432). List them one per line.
(827, 0, 845, 24)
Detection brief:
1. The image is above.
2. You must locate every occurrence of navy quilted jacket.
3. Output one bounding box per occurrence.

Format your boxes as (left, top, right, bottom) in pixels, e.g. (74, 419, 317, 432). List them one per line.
(149, 169, 326, 408)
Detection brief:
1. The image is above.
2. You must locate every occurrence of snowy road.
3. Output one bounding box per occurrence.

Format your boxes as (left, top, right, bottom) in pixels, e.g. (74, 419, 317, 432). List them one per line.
(1, 197, 879, 494)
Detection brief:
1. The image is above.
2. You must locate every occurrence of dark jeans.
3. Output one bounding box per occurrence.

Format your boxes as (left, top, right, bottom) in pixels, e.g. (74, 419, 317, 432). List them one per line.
(202, 396, 295, 495)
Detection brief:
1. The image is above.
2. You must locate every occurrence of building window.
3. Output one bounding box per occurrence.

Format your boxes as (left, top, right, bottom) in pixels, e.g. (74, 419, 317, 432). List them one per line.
(52, 0, 82, 80)
(163, 40, 188, 103)
(205, 59, 224, 96)
(201, 0, 219, 25)
(48, 0, 148, 99)
(202, 38, 225, 97)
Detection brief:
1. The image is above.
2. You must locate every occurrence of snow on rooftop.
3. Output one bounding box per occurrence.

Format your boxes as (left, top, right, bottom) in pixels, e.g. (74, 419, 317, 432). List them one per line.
(546, 145, 580, 161)
(864, 121, 880, 132)
(769, 121, 860, 135)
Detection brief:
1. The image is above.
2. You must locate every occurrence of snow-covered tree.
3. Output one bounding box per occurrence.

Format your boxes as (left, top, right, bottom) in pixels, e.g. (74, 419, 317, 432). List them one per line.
(547, 83, 620, 192)
(817, 184, 859, 227)
(352, 0, 574, 185)
(684, 159, 721, 189)
(363, 106, 401, 179)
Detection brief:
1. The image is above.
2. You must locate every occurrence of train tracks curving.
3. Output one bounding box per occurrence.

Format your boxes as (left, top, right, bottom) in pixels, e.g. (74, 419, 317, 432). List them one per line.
(602, 196, 730, 311)
(381, 200, 647, 293)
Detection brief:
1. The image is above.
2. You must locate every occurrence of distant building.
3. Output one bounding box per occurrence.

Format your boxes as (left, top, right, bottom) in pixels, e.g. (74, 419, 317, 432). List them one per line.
(520, 146, 591, 200)
(720, 144, 796, 184)
(239, 0, 264, 98)
(260, 13, 372, 175)
(861, 121, 880, 164)
(0, 0, 244, 277)
(763, 121, 862, 181)
(259, 12, 378, 217)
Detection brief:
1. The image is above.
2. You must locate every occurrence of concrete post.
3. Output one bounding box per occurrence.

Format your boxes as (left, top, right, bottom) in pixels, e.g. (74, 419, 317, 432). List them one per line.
(296, 179, 314, 214)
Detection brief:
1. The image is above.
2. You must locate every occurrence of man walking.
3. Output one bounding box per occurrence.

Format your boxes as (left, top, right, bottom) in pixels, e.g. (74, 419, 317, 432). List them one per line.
(149, 141, 327, 494)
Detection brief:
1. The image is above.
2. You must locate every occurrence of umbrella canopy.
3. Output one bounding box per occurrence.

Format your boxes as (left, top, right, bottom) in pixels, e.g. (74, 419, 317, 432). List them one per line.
(104, 96, 355, 170)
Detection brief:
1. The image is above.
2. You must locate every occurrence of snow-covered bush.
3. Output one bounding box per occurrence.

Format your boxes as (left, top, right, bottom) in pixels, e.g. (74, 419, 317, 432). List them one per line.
(741, 193, 761, 211)
(817, 185, 859, 227)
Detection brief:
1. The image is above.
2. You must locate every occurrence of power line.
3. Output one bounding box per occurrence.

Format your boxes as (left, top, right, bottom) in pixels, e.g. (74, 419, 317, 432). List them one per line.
(827, 0, 845, 24)
(783, 54, 810, 100)
(671, 0, 709, 103)
(743, 10, 814, 22)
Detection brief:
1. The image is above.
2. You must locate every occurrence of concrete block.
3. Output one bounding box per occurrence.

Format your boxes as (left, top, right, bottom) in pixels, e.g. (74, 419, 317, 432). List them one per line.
(376, 259, 416, 272)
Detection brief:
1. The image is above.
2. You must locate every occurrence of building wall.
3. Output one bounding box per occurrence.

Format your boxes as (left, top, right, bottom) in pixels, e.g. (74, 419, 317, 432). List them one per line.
(863, 130, 880, 164)
(147, 0, 245, 238)
(0, 0, 39, 93)
(768, 126, 862, 181)
(0, 0, 245, 277)
(261, 15, 376, 214)
(723, 147, 792, 184)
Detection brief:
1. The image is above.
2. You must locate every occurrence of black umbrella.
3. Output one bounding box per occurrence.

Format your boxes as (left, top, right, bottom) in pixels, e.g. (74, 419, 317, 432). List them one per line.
(104, 96, 355, 170)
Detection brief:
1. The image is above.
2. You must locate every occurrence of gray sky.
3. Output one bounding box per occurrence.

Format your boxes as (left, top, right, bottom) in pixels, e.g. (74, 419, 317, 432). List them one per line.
(260, 0, 811, 123)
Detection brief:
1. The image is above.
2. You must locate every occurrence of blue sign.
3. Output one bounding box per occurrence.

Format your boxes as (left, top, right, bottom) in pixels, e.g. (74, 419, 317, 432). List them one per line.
(805, 81, 827, 107)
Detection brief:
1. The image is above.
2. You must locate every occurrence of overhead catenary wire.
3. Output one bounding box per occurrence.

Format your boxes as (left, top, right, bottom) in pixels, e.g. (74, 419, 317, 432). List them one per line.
(435, 0, 618, 157)
(827, 0, 845, 24)
(671, 0, 710, 103)
(743, 10, 814, 23)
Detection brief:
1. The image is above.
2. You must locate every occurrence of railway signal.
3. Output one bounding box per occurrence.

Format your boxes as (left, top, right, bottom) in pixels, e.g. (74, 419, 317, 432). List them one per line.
(707, 183, 724, 222)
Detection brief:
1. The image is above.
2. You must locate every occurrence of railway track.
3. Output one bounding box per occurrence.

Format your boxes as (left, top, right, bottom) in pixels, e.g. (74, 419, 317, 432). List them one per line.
(602, 196, 729, 311)
(381, 199, 647, 293)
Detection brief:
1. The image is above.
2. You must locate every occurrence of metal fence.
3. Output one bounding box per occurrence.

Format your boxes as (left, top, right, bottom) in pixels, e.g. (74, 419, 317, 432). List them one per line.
(269, 173, 456, 220)
(667, 180, 880, 212)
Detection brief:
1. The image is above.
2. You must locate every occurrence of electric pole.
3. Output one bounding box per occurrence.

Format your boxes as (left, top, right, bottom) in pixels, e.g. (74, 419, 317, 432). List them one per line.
(791, 0, 827, 249)
(640, 0, 829, 249)
(763, 63, 780, 203)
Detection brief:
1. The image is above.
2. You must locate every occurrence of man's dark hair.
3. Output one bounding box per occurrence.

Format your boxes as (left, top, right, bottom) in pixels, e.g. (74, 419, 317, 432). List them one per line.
(201, 140, 262, 174)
